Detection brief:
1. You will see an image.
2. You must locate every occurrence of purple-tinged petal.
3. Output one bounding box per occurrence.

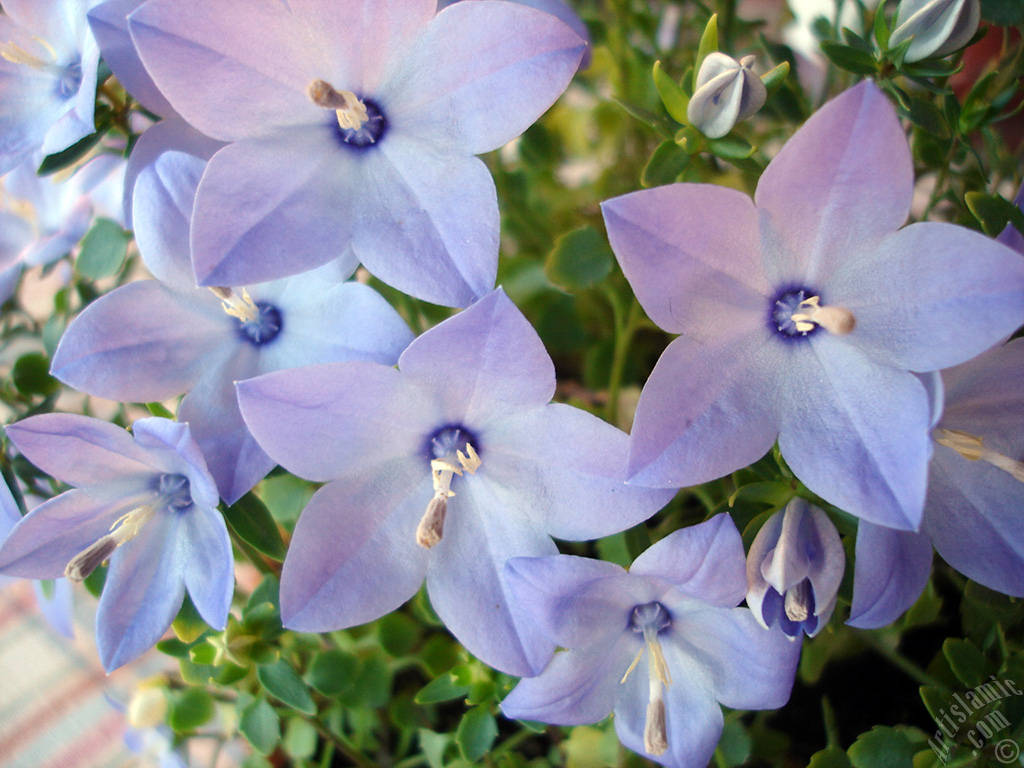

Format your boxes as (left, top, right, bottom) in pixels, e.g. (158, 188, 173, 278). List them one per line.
(998, 182, 1024, 254)
(131, 418, 220, 511)
(389, 0, 584, 154)
(238, 362, 436, 483)
(482, 404, 673, 540)
(755, 81, 912, 286)
(925, 446, 1024, 596)
(631, 515, 747, 607)
(96, 510, 186, 671)
(627, 332, 779, 489)
(399, 290, 556, 423)
(33, 578, 75, 639)
(0, 483, 152, 580)
(426, 476, 559, 676)
(847, 521, 932, 628)
(51, 280, 232, 402)
(7, 414, 177, 486)
(178, 504, 233, 629)
(602, 184, 768, 335)
(504, 555, 636, 650)
(189, 129, 355, 287)
(351, 135, 498, 307)
(89, 0, 175, 117)
(501, 636, 633, 725)
(281, 465, 430, 631)
(778, 336, 931, 530)
(837, 223, 1024, 372)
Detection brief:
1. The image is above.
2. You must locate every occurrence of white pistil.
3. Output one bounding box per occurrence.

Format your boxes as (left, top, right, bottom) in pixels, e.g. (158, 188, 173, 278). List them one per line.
(64, 503, 157, 581)
(209, 286, 260, 324)
(790, 295, 856, 336)
(934, 428, 1024, 483)
(1, 36, 59, 71)
(416, 444, 480, 549)
(621, 625, 672, 756)
(784, 583, 811, 623)
(306, 79, 369, 131)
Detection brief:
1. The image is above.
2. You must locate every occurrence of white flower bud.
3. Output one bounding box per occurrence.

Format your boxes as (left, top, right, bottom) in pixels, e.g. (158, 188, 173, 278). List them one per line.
(889, 0, 981, 63)
(687, 52, 767, 139)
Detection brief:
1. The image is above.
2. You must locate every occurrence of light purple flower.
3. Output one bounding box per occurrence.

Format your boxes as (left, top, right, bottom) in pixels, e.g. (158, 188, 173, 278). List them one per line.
(0, 415, 233, 671)
(237, 288, 673, 676)
(51, 141, 412, 504)
(603, 81, 1024, 531)
(746, 497, 844, 638)
(500, 515, 801, 768)
(687, 52, 767, 139)
(850, 339, 1024, 627)
(0, 0, 101, 175)
(889, 0, 980, 63)
(128, 0, 585, 307)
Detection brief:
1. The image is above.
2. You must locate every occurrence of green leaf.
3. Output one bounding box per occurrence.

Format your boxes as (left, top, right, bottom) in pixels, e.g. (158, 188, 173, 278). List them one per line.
(905, 98, 948, 138)
(872, 5, 890, 50)
(706, 135, 756, 160)
(809, 746, 856, 768)
(339, 655, 392, 708)
(169, 687, 215, 733)
(418, 729, 452, 768)
(642, 140, 690, 187)
(76, 218, 129, 280)
(415, 672, 470, 705)
(653, 60, 690, 123)
(848, 726, 915, 768)
(981, 0, 1024, 25)
(694, 14, 719, 86)
(172, 593, 209, 643)
(943, 638, 986, 688)
(282, 717, 318, 760)
(13, 353, 59, 397)
(146, 402, 175, 419)
(760, 61, 790, 96)
(716, 718, 752, 766)
(37, 130, 107, 176)
(728, 481, 794, 509)
(239, 697, 281, 756)
(820, 41, 879, 75)
(455, 705, 498, 763)
(965, 191, 1024, 238)
(306, 649, 358, 696)
(223, 491, 287, 561)
(257, 659, 316, 715)
(544, 225, 615, 292)
(378, 611, 421, 657)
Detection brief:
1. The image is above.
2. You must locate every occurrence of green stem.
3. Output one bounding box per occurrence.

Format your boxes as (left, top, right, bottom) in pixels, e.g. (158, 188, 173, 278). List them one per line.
(604, 287, 642, 426)
(855, 630, 950, 692)
(822, 696, 840, 748)
(304, 715, 378, 768)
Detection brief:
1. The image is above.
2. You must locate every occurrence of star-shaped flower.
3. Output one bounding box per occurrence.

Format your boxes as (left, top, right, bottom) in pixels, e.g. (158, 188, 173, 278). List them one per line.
(0, 415, 232, 671)
(128, 0, 585, 307)
(236, 289, 673, 676)
(500, 515, 801, 768)
(603, 81, 1024, 531)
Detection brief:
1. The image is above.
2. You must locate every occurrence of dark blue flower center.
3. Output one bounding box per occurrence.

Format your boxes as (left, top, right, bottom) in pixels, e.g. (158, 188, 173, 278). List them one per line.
(770, 286, 820, 339)
(56, 61, 82, 99)
(156, 473, 192, 512)
(629, 601, 672, 635)
(334, 99, 387, 149)
(761, 581, 817, 638)
(237, 302, 283, 346)
(425, 424, 480, 464)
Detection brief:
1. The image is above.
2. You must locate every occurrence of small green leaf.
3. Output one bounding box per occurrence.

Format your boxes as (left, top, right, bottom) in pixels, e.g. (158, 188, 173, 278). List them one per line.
(13, 353, 60, 396)
(189, 642, 218, 666)
(416, 671, 470, 705)
(544, 225, 615, 291)
(716, 718, 752, 766)
(943, 638, 986, 687)
(848, 726, 915, 768)
(37, 130, 107, 176)
(282, 717, 318, 760)
(965, 191, 1024, 238)
(760, 61, 790, 96)
(172, 593, 209, 643)
(820, 41, 879, 75)
(257, 659, 316, 715)
(418, 729, 452, 768)
(675, 125, 705, 154)
(653, 60, 690, 124)
(306, 649, 358, 696)
(76, 218, 129, 280)
(872, 5, 891, 50)
(809, 746, 856, 768)
(146, 402, 175, 419)
(728, 481, 794, 509)
(223, 492, 287, 561)
(455, 705, 498, 763)
(642, 140, 690, 187)
(340, 655, 392, 708)
(239, 697, 281, 755)
(378, 611, 421, 657)
(707, 135, 756, 160)
(905, 98, 948, 138)
(169, 687, 215, 733)
(694, 14, 719, 86)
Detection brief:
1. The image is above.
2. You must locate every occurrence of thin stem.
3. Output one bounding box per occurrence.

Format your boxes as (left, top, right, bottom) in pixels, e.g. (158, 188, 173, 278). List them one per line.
(303, 714, 378, 768)
(603, 286, 643, 426)
(822, 696, 840, 748)
(855, 630, 950, 692)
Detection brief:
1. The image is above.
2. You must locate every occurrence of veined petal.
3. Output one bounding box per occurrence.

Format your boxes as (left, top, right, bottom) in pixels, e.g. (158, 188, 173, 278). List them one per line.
(190, 129, 356, 287)
(848, 520, 932, 629)
(778, 336, 931, 530)
(96, 510, 186, 671)
(602, 184, 768, 335)
(237, 362, 435, 483)
(838, 223, 1024, 372)
(387, 0, 584, 154)
(352, 134, 498, 307)
(178, 504, 233, 629)
(281, 465, 429, 631)
(627, 331, 779, 489)
(426, 475, 559, 676)
(631, 515, 747, 607)
(755, 81, 912, 286)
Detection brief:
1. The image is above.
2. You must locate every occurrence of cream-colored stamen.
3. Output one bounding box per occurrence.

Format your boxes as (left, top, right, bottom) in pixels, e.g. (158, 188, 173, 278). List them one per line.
(210, 286, 260, 324)
(307, 79, 369, 131)
(790, 295, 856, 335)
(64, 503, 157, 581)
(416, 445, 480, 549)
(934, 428, 1024, 482)
(784, 583, 811, 623)
(621, 626, 672, 755)
(1, 36, 59, 70)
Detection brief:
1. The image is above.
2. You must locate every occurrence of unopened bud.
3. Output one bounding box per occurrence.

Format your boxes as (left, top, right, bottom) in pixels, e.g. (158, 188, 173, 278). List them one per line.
(889, 0, 980, 63)
(687, 52, 766, 139)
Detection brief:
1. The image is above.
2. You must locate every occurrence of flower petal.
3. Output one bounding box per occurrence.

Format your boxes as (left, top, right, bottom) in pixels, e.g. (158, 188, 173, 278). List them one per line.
(178, 504, 233, 629)
(847, 521, 932, 629)
(131, 418, 220, 511)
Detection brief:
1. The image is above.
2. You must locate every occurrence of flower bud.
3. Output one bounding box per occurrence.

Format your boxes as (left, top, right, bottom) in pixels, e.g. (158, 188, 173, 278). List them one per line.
(889, 0, 981, 63)
(687, 52, 767, 139)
